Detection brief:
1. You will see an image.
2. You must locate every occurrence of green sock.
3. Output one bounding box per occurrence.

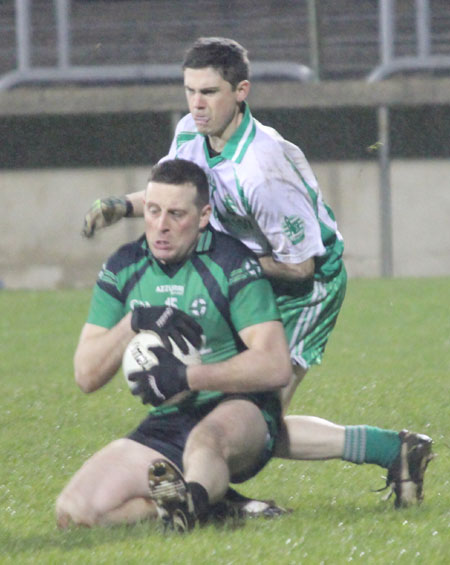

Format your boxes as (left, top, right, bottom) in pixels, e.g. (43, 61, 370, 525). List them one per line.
(343, 425, 401, 468)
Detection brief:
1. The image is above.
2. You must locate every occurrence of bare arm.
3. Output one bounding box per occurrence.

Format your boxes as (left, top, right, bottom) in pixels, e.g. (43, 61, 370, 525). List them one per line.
(186, 320, 291, 393)
(74, 314, 135, 393)
(258, 255, 314, 282)
(126, 190, 145, 217)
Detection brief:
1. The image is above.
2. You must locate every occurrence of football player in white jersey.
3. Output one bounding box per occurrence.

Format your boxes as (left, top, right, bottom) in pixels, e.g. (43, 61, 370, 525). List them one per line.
(81, 38, 432, 512)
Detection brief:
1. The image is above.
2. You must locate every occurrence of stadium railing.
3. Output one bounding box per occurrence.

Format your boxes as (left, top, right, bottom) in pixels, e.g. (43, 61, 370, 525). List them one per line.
(1, 0, 449, 91)
(0, 0, 315, 90)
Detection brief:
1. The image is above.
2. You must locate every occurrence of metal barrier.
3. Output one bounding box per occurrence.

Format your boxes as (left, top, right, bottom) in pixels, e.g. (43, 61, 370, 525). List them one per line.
(0, 0, 314, 90)
(2, 0, 449, 91)
(368, 0, 450, 82)
(368, 0, 450, 277)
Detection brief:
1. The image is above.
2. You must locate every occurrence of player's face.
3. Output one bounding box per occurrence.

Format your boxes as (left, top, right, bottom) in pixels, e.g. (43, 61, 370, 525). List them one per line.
(144, 181, 211, 264)
(184, 67, 249, 150)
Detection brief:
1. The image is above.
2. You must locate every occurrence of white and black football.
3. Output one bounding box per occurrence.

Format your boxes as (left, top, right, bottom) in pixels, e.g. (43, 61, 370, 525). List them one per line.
(122, 331, 201, 395)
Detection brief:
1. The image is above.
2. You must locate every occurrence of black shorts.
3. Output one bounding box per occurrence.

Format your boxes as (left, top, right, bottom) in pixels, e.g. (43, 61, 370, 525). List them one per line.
(127, 394, 280, 483)
(128, 409, 197, 473)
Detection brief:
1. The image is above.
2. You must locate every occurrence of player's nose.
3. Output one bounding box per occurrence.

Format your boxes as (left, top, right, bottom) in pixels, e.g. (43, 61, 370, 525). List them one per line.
(157, 211, 170, 231)
(193, 92, 206, 108)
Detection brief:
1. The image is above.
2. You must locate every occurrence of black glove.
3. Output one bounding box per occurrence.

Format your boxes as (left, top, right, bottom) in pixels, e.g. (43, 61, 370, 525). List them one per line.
(128, 347, 189, 406)
(131, 306, 202, 354)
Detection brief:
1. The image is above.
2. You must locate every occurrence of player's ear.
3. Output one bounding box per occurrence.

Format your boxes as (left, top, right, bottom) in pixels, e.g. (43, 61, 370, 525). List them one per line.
(236, 80, 250, 103)
(199, 204, 212, 229)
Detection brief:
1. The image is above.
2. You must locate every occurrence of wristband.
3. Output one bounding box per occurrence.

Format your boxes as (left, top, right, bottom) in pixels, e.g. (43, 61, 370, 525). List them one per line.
(125, 199, 134, 217)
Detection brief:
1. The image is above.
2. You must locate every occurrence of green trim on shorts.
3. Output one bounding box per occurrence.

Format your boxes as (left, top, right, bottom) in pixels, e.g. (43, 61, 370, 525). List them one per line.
(277, 266, 347, 368)
(227, 392, 282, 483)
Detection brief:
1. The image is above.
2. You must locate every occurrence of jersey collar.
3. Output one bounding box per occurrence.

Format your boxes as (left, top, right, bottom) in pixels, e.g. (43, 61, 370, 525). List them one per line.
(203, 102, 256, 166)
(195, 225, 215, 253)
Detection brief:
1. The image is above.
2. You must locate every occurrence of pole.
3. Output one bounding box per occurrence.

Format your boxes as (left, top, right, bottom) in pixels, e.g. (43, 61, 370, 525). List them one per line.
(377, 105, 393, 277)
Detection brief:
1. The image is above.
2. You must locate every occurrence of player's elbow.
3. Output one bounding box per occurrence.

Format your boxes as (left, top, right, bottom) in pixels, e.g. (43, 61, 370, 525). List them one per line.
(294, 257, 315, 280)
(267, 352, 291, 389)
(74, 370, 96, 393)
(275, 359, 292, 389)
(73, 360, 100, 393)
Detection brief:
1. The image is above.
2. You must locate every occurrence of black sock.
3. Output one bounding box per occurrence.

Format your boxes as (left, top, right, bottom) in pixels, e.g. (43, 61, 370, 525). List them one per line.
(187, 482, 209, 522)
(224, 487, 253, 503)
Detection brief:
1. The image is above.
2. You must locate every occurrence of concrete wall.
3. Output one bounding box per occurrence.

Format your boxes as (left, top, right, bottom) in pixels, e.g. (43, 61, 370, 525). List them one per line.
(1, 159, 449, 289)
(315, 160, 450, 278)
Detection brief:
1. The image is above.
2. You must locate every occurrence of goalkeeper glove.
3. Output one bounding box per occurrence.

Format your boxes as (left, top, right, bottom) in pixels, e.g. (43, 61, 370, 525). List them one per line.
(131, 306, 202, 354)
(82, 196, 133, 238)
(128, 347, 189, 405)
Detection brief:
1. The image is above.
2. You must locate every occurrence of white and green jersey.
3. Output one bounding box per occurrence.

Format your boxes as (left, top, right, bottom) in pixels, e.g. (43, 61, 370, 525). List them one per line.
(165, 102, 344, 283)
(164, 103, 346, 369)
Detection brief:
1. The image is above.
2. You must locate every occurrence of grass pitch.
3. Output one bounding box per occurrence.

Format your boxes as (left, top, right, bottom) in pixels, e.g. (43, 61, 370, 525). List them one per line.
(0, 278, 449, 564)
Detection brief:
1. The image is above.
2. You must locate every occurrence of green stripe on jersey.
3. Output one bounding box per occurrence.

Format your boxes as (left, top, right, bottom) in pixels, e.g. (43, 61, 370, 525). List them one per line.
(176, 131, 198, 150)
(284, 150, 343, 280)
(221, 104, 256, 163)
(233, 167, 252, 214)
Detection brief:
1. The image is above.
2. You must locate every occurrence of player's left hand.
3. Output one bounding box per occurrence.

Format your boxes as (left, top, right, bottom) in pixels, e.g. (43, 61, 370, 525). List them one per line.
(128, 347, 189, 406)
(82, 196, 132, 238)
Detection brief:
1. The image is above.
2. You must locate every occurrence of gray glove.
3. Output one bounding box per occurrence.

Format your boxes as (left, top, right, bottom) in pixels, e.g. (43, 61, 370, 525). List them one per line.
(82, 196, 133, 238)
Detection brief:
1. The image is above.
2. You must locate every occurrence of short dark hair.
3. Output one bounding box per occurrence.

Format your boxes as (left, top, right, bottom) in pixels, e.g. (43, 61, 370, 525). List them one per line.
(149, 159, 210, 208)
(182, 37, 249, 89)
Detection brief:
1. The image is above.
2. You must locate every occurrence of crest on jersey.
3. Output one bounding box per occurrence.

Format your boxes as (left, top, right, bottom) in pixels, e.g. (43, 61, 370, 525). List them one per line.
(282, 215, 305, 245)
(243, 258, 262, 277)
(190, 297, 207, 318)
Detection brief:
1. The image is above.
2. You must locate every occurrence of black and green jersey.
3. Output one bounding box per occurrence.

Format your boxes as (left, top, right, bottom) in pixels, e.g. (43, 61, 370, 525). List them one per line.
(87, 225, 281, 412)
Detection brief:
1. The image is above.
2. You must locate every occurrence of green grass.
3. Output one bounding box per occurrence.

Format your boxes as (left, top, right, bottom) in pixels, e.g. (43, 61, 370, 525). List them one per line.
(1, 279, 449, 564)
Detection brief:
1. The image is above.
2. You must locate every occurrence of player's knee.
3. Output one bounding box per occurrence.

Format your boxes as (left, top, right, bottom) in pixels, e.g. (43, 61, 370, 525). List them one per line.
(55, 488, 98, 529)
(185, 419, 228, 461)
(106, 437, 132, 453)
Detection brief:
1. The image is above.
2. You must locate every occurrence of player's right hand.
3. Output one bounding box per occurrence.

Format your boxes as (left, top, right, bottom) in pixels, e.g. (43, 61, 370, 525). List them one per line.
(131, 305, 203, 354)
(82, 196, 131, 238)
